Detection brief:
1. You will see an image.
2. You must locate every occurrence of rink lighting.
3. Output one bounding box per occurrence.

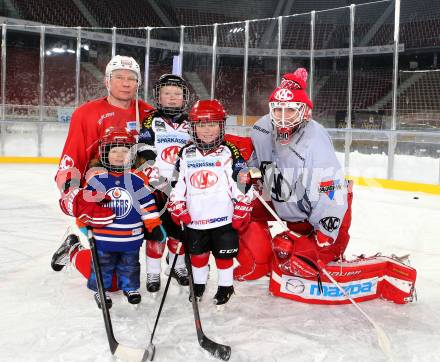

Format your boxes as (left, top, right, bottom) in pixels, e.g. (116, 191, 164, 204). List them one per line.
(45, 48, 76, 55)
(82, 44, 89, 51)
(52, 47, 65, 53)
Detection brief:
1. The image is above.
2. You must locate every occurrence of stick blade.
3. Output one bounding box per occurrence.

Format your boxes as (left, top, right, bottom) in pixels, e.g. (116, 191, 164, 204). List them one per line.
(114, 344, 150, 362)
(200, 336, 231, 361)
(376, 326, 392, 359)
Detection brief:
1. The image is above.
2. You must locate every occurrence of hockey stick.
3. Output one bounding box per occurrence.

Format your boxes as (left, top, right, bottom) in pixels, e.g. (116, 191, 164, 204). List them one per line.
(254, 192, 392, 357)
(146, 241, 183, 361)
(180, 223, 232, 361)
(87, 227, 150, 362)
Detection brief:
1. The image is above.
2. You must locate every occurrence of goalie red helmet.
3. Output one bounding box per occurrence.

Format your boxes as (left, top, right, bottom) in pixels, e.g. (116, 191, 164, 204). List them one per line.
(99, 128, 136, 172)
(269, 68, 313, 145)
(188, 99, 226, 151)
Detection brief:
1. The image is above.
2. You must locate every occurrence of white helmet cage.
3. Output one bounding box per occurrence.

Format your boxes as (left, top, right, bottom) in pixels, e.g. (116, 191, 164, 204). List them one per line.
(99, 132, 137, 172)
(269, 100, 308, 146)
(189, 120, 225, 152)
(105, 55, 141, 86)
(153, 74, 190, 117)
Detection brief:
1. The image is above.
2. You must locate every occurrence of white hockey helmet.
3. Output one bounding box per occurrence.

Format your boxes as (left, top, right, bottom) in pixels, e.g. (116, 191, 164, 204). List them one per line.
(105, 55, 141, 85)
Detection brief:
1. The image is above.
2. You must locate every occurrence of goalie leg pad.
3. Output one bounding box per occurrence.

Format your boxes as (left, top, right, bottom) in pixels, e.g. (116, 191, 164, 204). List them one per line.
(270, 255, 417, 305)
(234, 221, 273, 281)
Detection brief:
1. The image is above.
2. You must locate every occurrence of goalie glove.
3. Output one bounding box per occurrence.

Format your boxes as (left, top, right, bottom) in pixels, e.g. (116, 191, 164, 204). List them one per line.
(168, 201, 191, 225)
(60, 188, 115, 228)
(231, 200, 253, 230)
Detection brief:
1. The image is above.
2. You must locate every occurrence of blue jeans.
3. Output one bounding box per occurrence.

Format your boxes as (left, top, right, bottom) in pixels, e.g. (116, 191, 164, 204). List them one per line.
(87, 249, 140, 292)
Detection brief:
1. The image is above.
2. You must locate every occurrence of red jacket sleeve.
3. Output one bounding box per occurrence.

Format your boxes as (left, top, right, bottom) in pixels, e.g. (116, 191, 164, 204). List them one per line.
(55, 104, 99, 191)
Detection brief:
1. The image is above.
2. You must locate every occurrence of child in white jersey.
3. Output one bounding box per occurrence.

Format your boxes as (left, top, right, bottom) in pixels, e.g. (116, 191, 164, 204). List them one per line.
(168, 100, 254, 305)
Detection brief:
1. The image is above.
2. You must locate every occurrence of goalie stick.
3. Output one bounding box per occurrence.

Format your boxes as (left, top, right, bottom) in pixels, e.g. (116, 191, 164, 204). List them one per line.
(181, 223, 232, 361)
(87, 228, 150, 362)
(254, 192, 392, 358)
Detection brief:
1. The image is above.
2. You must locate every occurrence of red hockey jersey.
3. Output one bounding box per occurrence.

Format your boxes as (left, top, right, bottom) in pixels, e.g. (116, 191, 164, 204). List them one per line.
(55, 97, 153, 190)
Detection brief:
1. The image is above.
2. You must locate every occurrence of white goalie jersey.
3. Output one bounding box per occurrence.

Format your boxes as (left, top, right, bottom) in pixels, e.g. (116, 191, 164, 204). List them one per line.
(249, 116, 348, 241)
(170, 142, 253, 230)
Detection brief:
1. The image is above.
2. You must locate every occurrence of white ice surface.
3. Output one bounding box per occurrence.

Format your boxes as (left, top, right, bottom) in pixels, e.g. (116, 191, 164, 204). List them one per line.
(1, 164, 439, 362)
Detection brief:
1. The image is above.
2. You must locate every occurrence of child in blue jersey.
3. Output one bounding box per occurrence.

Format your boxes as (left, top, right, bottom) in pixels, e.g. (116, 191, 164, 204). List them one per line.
(85, 128, 166, 308)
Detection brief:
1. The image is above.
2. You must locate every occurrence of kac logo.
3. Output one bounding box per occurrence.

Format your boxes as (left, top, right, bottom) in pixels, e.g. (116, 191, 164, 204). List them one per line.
(161, 145, 181, 164)
(190, 170, 218, 189)
(319, 216, 340, 232)
(107, 187, 133, 219)
(59, 154, 75, 170)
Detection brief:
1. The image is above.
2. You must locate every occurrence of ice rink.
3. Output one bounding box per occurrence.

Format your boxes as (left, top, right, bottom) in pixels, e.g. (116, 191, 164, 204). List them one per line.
(1, 163, 439, 362)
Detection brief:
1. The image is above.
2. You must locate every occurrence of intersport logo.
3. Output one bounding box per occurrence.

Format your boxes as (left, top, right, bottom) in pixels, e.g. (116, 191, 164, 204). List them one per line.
(190, 170, 218, 189)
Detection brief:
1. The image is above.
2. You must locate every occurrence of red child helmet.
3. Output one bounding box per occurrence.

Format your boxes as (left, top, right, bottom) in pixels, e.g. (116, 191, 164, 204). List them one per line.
(188, 99, 227, 151)
(99, 128, 136, 172)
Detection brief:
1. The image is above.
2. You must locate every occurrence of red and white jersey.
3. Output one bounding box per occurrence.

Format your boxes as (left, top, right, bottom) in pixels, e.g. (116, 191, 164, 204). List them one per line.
(55, 97, 153, 190)
(137, 111, 191, 180)
(170, 142, 253, 230)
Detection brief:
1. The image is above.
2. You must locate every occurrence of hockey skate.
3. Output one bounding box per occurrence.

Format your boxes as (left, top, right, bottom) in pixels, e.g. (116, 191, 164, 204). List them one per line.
(189, 283, 206, 302)
(94, 291, 112, 309)
(51, 234, 82, 271)
(146, 273, 161, 294)
(169, 266, 189, 286)
(123, 290, 142, 304)
(213, 286, 234, 307)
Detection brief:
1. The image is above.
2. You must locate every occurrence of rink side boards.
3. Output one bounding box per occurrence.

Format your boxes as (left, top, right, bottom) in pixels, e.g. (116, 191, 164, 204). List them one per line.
(1, 156, 440, 195)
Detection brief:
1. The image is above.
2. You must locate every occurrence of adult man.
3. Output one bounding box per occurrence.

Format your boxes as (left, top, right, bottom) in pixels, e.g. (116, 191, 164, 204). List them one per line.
(51, 55, 157, 274)
(237, 68, 352, 281)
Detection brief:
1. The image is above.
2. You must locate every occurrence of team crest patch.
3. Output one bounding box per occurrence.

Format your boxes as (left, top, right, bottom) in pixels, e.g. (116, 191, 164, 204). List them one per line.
(107, 187, 133, 219)
(319, 180, 342, 200)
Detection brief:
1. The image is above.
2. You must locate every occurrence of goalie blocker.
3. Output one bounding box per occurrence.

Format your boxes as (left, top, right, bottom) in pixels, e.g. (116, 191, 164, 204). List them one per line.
(270, 254, 417, 305)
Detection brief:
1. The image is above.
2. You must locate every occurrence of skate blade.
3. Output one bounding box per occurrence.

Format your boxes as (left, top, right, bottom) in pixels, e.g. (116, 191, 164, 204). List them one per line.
(147, 292, 159, 300)
(215, 303, 226, 312)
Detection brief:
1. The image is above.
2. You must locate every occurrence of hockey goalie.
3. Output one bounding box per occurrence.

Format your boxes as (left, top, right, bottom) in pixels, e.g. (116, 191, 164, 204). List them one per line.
(226, 68, 417, 305)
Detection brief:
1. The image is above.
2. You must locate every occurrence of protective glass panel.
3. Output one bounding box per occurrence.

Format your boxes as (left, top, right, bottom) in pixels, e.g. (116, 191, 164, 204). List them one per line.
(215, 22, 246, 124)
(349, 130, 389, 179)
(182, 25, 214, 106)
(280, 13, 311, 76)
(2, 123, 38, 156)
(44, 33, 77, 122)
(5, 27, 40, 122)
(398, 0, 440, 129)
(352, 1, 394, 130)
(115, 28, 146, 99)
(79, 29, 112, 104)
(314, 7, 350, 128)
(148, 28, 180, 104)
(394, 132, 440, 184)
(247, 18, 278, 123)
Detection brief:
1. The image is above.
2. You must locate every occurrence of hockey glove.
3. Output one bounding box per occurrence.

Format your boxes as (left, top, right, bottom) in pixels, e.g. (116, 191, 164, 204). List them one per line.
(146, 224, 167, 243)
(272, 231, 319, 278)
(168, 201, 191, 225)
(60, 188, 115, 228)
(231, 200, 253, 230)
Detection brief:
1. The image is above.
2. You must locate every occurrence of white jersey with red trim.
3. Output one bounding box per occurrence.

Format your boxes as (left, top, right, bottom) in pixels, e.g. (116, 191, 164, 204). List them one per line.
(249, 115, 348, 241)
(170, 142, 253, 230)
(137, 111, 191, 180)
